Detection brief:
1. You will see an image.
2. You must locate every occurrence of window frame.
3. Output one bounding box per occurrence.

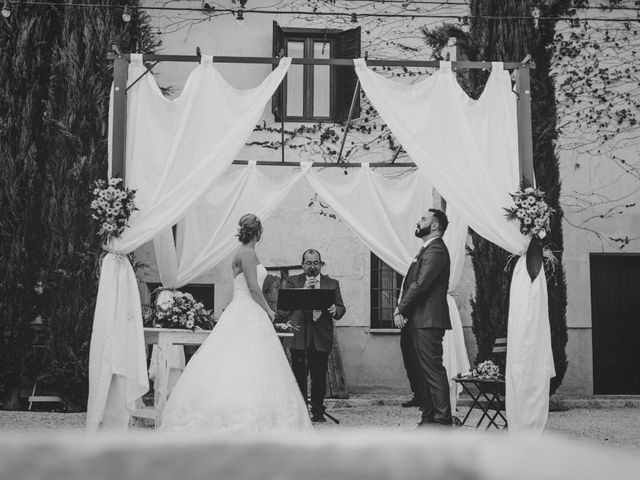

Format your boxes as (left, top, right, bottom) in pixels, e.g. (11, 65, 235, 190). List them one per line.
(282, 29, 337, 122)
(370, 253, 404, 330)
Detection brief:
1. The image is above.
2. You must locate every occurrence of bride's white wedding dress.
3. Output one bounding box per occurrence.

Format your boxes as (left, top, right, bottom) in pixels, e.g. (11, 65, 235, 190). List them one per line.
(160, 264, 312, 433)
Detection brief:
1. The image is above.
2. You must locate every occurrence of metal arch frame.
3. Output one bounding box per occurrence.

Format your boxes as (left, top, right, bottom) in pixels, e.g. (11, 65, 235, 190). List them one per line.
(108, 52, 535, 185)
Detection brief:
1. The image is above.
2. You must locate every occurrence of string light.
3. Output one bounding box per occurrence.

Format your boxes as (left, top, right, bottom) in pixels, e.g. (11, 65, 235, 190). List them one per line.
(236, 9, 244, 24)
(351, 12, 357, 23)
(1, 0, 11, 18)
(3, 1, 639, 24)
(458, 15, 469, 33)
(122, 5, 131, 23)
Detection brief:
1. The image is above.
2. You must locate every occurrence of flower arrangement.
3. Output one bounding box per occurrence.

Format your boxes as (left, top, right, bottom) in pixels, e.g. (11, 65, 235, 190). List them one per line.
(90, 177, 137, 243)
(143, 290, 216, 331)
(504, 181, 554, 240)
(471, 360, 502, 380)
(274, 322, 295, 333)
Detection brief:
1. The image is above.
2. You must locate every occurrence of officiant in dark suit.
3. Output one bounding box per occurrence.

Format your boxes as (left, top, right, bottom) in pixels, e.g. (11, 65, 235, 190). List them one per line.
(282, 249, 346, 422)
(394, 209, 453, 427)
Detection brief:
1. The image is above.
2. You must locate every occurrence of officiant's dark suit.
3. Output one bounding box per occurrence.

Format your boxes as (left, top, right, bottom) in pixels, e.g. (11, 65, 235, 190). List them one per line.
(396, 209, 452, 426)
(282, 249, 346, 422)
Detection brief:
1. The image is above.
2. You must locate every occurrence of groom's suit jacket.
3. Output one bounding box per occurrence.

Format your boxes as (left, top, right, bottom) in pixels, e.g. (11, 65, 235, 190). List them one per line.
(282, 273, 346, 352)
(398, 237, 451, 330)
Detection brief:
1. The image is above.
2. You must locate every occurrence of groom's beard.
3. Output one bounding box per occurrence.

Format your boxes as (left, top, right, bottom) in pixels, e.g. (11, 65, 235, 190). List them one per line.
(415, 225, 431, 238)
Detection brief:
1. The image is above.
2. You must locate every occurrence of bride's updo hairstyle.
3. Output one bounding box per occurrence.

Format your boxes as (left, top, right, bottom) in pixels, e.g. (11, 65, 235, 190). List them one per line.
(237, 214, 263, 244)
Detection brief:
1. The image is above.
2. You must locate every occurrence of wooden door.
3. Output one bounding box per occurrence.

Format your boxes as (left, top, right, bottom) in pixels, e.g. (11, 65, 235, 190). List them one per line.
(590, 254, 640, 394)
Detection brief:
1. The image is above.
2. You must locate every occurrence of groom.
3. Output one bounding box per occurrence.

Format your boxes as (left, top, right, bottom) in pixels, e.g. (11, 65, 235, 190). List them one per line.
(394, 209, 453, 427)
(283, 249, 346, 422)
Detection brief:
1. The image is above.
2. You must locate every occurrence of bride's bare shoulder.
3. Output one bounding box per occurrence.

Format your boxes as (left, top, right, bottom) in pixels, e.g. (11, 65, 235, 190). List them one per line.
(234, 246, 259, 265)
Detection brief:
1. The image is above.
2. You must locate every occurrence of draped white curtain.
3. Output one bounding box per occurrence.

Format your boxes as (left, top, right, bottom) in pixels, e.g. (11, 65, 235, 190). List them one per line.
(176, 163, 311, 286)
(355, 59, 554, 433)
(87, 55, 292, 431)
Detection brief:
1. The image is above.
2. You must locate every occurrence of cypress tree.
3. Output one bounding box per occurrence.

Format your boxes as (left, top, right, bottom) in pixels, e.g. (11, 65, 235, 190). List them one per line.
(468, 0, 569, 393)
(0, 3, 59, 409)
(38, 1, 159, 410)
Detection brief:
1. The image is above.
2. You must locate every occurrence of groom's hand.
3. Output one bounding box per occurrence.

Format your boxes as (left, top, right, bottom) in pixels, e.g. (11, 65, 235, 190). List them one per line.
(328, 304, 337, 317)
(393, 313, 407, 329)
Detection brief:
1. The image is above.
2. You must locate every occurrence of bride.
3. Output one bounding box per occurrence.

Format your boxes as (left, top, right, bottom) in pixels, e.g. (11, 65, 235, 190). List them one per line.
(160, 214, 312, 433)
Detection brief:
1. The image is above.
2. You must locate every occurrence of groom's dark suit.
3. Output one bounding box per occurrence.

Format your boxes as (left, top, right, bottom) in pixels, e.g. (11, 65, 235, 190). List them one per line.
(283, 273, 345, 417)
(398, 237, 452, 425)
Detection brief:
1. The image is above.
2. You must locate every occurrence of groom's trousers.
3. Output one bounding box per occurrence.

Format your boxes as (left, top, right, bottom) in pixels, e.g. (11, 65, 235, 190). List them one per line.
(410, 327, 452, 424)
(400, 326, 422, 403)
(290, 345, 329, 416)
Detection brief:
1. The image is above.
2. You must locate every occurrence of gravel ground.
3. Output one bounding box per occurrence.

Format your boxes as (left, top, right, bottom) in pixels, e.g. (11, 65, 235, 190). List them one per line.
(1, 401, 639, 454)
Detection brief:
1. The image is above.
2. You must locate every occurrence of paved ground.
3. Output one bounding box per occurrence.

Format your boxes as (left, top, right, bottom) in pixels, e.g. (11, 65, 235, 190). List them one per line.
(2, 396, 639, 454)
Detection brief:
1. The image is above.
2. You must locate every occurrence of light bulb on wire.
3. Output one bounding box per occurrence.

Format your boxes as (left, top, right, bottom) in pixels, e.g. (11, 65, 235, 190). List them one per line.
(122, 5, 132, 23)
(351, 13, 358, 24)
(1, 0, 11, 19)
(236, 9, 244, 25)
(458, 16, 469, 33)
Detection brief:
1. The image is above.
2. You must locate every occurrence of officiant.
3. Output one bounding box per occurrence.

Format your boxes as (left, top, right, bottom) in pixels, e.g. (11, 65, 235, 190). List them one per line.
(281, 249, 346, 422)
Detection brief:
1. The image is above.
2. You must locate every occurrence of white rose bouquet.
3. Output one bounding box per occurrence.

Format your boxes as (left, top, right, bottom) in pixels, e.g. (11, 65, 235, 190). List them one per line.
(472, 360, 502, 380)
(90, 177, 137, 243)
(504, 182, 554, 240)
(143, 290, 216, 331)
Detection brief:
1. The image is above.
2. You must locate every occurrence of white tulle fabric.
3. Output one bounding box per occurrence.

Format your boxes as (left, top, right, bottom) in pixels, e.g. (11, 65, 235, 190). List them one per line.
(177, 163, 311, 286)
(354, 59, 554, 433)
(88, 55, 291, 431)
(160, 265, 312, 434)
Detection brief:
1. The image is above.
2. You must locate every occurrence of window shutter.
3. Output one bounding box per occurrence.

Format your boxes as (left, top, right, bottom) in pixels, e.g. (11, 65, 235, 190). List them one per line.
(272, 21, 285, 122)
(335, 26, 361, 122)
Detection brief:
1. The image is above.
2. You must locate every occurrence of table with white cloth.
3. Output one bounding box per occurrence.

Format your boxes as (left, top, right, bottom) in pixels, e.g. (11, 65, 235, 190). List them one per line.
(130, 327, 293, 426)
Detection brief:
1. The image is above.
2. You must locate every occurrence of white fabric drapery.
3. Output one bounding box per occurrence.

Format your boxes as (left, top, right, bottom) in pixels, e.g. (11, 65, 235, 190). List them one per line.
(88, 54, 292, 431)
(177, 163, 311, 286)
(354, 59, 554, 433)
(442, 206, 471, 412)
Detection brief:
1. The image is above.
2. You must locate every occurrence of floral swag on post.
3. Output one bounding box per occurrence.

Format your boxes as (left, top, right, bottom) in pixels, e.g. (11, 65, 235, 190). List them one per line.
(90, 178, 138, 244)
(505, 181, 556, 281)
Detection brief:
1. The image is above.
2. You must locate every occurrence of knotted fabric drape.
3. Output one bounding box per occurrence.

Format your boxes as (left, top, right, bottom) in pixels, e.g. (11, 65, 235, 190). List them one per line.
(354, 59, 555, 433)
(87, 54, 292, 431)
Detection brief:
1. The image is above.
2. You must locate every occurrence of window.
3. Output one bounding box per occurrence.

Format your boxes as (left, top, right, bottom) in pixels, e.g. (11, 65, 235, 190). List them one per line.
(370, 253, 404, 329)
(146, 283, 215, 311)
(272, 22, 361, 122)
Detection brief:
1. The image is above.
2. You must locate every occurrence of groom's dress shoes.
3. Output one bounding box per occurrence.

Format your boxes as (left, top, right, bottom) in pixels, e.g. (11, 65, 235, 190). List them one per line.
(312, 414, 326, 423)
(416, 419, 435, 428)
(402, 397, 421, 408)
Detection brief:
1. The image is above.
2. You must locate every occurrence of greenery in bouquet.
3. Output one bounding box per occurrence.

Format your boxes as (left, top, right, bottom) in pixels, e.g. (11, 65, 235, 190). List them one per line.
(504, 181, 554, 240)
(90, 177, 137, 243)
(471, 360, 502, 380)
(143, 290, 216, 331)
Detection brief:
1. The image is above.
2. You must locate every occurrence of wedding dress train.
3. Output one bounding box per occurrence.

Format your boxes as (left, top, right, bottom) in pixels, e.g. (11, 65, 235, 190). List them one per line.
(160, 265, 312, 433)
